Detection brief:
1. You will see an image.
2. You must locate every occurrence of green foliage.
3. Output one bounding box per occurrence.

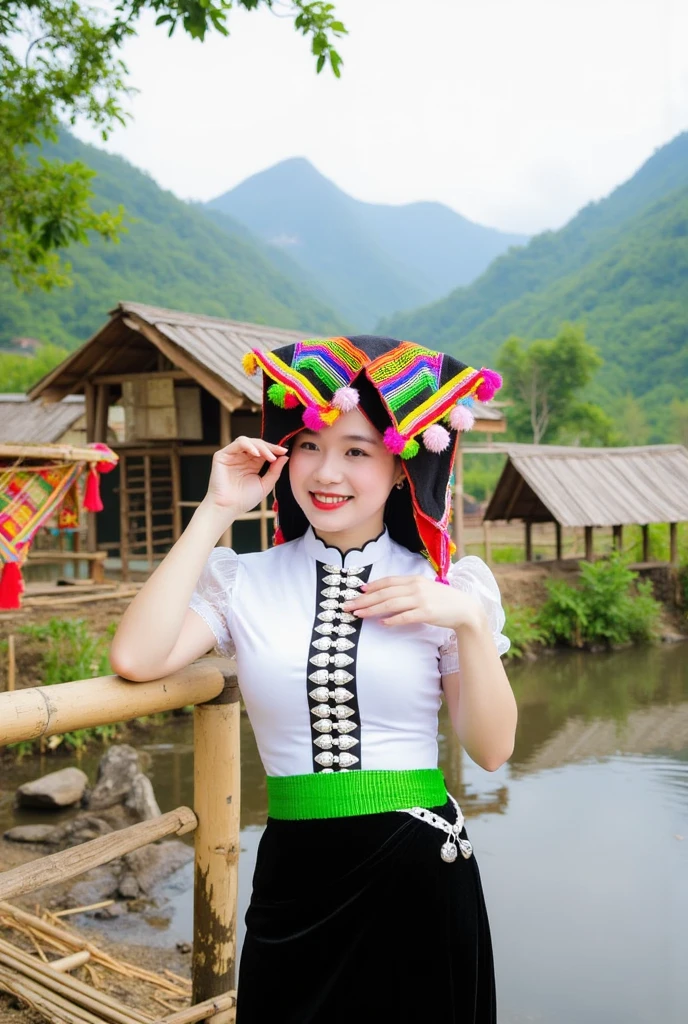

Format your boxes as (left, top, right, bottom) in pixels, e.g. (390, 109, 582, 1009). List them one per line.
(624, 522, 688, 566)
(463, 454, 504, 502)
(0, 344, 68, 391)
(1, 1, 345, 290)
(502, 604, 545, 658)
(9, 619, 119, 754)
(537, 555, 662, 648)
(383, 133, 688, 442)
(495, 324, 611, 443)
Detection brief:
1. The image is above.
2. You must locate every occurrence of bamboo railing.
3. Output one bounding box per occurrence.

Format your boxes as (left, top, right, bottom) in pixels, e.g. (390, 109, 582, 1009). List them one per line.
(0, 658, 240, 1024)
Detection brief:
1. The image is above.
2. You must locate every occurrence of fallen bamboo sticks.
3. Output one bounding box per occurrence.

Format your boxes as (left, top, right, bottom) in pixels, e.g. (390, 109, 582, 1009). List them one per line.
(0, 806, 197, 902)
(0, 902, 191, 995)
(0, 938, 154, 1024)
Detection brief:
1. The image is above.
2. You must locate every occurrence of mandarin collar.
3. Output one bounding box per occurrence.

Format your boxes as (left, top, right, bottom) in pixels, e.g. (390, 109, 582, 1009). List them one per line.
(302, 526, 392, 568)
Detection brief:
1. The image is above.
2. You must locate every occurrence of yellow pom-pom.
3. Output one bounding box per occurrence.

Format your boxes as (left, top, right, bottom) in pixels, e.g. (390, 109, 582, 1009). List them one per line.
(242, 351, 259, 376)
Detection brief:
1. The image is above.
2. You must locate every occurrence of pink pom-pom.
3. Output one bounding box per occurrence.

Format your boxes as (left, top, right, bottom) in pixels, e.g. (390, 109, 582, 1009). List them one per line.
(422, 424, 451, 453)
(331, 386, 360, 412)
(284, 390, 299, 409)
(383, 427, 408, 455)
(449, 405, 475, 432)
(303, 404, 328, 430)
(476, 368, 503, 401)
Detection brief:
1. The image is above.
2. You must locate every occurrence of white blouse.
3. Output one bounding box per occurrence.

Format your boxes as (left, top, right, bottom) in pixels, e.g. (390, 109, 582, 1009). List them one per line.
(190, 528, 509, 778)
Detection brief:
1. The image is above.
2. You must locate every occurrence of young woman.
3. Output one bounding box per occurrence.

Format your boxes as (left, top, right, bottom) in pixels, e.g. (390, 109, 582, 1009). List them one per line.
(111, 335, 517, 1023)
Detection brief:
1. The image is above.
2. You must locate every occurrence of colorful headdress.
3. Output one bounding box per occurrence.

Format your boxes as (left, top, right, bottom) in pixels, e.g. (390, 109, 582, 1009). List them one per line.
(243, 335, 502, 581)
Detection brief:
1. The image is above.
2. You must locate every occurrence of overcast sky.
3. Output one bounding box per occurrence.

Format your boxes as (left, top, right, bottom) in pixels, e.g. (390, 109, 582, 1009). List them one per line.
(73, 0, 688, 234)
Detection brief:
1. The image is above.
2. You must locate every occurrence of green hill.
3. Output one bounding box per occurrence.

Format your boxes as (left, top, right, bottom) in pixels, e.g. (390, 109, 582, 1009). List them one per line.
(382, 132, 688, 440)
(0, 134, 347, 352)
(207, 157, 527, 328)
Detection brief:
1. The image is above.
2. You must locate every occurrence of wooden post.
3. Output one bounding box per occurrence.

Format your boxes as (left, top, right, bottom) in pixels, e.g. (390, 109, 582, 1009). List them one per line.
(613, 524, 623, 552)
(524, 521, 532, 562)
(94, 384, 109, 443)
(453, 436, 464, 558)
(642, 524, 650, 562)
(171, 446, 182, 542)
(483, 520, 492, 565)
(143, 454, 153, 570)
(84, 382, 97, 557)
(192, 669, 241, 1023)
(585, 526, 594, 561)
(555, 521, 562, 561)
(119, 454, 130, 581)
(219, 406, 233, 549)
(669, 523, 678, 566)
(6, 635, 15, 692)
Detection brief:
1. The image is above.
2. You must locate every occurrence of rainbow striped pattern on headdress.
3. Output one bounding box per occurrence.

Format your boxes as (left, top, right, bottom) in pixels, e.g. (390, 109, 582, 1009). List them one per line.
(243, 337, 502, 453)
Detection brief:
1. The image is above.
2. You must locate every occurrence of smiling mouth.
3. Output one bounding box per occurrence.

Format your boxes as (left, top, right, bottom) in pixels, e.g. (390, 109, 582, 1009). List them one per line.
(309, 492, 353, 510)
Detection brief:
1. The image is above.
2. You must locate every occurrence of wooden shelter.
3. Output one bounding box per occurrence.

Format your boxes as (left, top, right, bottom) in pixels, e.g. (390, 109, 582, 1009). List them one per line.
(483, 443, 688, 563)
(28, 302, 506, 575)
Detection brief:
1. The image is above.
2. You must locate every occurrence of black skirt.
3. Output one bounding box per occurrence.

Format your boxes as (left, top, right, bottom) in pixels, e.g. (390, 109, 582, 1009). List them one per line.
(237, 798, 496, 1023)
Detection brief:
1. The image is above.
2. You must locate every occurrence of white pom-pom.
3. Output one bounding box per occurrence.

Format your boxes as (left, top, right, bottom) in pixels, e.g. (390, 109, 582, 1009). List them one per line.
(422, 424, 451, 453)
(331, 387, 360, 412)
(449, 405, 475, 432)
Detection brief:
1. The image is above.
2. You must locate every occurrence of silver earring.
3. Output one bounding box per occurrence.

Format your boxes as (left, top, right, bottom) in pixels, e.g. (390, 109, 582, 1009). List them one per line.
(395, 479, 405, 490)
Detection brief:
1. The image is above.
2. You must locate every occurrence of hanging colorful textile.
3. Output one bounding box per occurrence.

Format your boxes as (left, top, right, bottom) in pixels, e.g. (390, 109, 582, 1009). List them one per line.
(0, 444, 118, 609)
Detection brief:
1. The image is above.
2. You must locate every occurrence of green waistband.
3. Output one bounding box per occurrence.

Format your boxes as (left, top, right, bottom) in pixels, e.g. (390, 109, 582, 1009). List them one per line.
(266, 769, 447, 820)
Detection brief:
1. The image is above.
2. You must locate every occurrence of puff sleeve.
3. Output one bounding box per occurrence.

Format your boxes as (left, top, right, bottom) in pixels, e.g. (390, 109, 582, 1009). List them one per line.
(189, 547, 239, 658)
(439, 555, 510, 675)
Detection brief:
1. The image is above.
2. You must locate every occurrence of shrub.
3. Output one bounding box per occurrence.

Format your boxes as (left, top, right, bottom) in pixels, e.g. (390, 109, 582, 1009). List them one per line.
(502, 604, 546, 658)
(537, 554, 661, 648)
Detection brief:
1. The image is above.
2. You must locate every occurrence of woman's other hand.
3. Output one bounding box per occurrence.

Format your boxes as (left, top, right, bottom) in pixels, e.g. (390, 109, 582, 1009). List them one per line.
(204, 437, 288, 516)
(342, 575, 484, 632)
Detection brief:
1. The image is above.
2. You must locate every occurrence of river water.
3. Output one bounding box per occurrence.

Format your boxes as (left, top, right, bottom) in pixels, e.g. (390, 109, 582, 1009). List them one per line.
(2, 642, 687, 1023)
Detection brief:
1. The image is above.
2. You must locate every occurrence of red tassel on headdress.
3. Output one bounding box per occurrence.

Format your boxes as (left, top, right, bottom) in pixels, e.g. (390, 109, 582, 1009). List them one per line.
(272, 500, 285, 546)
(0, 562, 24, 610)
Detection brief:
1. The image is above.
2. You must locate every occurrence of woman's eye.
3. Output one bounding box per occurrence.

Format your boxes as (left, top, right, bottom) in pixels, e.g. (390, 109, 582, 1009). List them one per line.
(347, 448, 368, 458)
(299, 441, 318, 451)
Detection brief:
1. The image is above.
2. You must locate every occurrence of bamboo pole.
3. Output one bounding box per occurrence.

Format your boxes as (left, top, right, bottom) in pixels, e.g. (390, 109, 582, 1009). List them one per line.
(192, 670, 240, 1023)
(641, 524, 650, 562)
(555, 521, 563, 561)
(0, 807, 197, 902)
(0, 966, 99, 1024)
(160, 992, 236, 1024)
(0, 658, 226, 746)
(669, 522, 677, 566)
(585, 526, 594, 561)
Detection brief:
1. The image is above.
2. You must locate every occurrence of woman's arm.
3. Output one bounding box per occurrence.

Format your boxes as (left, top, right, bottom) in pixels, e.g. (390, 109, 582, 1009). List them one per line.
(110, 437, 288, 682)
(342, 575, 517, 772)
(440, 610, 516, 772)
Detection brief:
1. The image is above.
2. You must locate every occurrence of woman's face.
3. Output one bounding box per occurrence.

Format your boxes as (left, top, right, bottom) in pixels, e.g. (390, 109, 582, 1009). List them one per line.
(288, 407, 403, 549)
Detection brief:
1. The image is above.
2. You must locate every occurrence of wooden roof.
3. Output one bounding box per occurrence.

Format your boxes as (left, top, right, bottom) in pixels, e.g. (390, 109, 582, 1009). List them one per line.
(27, 302, 506, 426)
(0, 394, 84, 443)
(484, 443, 688, 527)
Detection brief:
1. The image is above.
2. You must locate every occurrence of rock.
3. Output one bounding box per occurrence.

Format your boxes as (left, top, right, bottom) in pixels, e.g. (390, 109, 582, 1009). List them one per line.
(122, 841, 193, 895)
(52, 815, 114, 847)
(88, 746, 140, 810)
(94, 903, 126, 919)
(661, 632, 686, 644)
(125, 773, 162, 821)
(117, 873, 141, 899)
(16, 768, 88, 809)
(3, 824, 60, 844)
(176, 942, 192, 954)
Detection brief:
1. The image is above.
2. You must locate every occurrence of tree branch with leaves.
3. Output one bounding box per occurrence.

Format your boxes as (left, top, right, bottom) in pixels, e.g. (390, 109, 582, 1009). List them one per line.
(1, 0, 346, 290)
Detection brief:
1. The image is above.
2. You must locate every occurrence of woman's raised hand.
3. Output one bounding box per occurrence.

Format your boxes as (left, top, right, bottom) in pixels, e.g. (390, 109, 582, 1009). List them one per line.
(204, 437, 288, 516)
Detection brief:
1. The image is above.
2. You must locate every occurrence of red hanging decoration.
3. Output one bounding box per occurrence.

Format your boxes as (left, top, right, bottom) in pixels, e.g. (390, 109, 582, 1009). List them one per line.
(82, 443, 117, 514)
(0, 562, 24, 610)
